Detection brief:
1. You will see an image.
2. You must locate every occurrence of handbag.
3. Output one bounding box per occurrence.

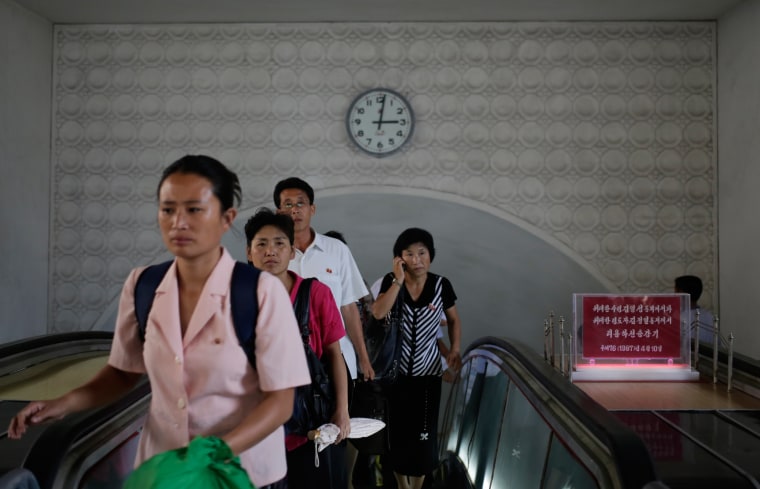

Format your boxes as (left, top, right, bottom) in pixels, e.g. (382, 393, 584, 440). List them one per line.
(284, 278, 336, 437)
(363, 273, 405, 382)
(348, 379, 390, 455)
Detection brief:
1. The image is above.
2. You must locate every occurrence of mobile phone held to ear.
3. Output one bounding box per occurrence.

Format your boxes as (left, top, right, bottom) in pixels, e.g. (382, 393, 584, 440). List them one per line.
(402, 263, 407, 271)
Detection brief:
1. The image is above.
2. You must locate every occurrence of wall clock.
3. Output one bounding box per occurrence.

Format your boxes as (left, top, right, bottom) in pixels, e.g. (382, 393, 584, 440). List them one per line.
(346, 88, 414, 157)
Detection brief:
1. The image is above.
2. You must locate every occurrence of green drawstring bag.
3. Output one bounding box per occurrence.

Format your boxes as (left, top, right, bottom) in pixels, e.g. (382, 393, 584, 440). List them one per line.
(123, 436, 255, 489)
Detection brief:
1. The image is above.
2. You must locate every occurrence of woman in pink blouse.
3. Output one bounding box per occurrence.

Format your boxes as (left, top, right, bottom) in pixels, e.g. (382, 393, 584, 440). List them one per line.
(8, 155, 310, 489)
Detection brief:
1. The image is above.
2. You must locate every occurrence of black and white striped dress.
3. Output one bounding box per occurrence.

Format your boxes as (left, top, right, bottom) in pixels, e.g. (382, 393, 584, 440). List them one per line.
(380, 271, 457, 377)
(380, 271, 457, 475)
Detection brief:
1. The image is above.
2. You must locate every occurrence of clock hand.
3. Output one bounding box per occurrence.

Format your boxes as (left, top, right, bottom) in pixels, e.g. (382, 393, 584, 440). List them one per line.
(376, 95, 387, 130)
(372, 120, 399, 124)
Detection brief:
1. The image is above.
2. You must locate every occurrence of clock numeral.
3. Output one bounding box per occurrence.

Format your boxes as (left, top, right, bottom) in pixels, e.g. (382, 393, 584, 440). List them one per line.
(389, 138, 395, 146)
(396, 108, 404, 115)
(365, 138, 372, 145)
(377, 142, 384, 149)
(375, 96, 385, 103)
(357, 130, 364, 137)
(396, 130, 404, 137)
(353, 119, 362, 125)
(357, 108, 365, 114)
(399, 119, 407, 126)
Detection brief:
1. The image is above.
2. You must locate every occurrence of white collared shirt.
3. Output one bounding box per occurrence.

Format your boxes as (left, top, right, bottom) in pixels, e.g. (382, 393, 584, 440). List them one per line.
(289, 232, 369, 378)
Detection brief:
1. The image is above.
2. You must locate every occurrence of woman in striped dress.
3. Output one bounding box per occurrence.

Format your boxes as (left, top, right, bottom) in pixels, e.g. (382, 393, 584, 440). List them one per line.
(371, 227, 462, 489)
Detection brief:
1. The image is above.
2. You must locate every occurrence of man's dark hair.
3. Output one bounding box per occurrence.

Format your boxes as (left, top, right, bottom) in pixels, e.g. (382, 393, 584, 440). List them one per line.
(324, 230, 346, 244)
(675, 275, 703, 304)
(244, 207, 295, 247)
(393, 227, 436, 262)
(273, 177, 314, 208)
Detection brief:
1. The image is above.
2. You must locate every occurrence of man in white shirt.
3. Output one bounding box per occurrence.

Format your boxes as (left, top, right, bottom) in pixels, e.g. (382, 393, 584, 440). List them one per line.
(274, 177, 374, 381)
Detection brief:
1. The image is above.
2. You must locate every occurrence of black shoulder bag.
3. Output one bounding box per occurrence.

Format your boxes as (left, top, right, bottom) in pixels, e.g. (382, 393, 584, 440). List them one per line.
(284, 278, 336, 436)
(362, 273, 405, 383)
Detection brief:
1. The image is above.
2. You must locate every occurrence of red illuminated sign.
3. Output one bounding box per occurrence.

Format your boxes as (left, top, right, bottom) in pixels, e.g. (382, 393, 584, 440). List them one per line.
(582, 295, 682, 359)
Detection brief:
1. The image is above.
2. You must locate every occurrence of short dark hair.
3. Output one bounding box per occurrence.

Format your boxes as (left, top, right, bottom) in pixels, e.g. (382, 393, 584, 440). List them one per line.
(393, 227, 436, 262)
(324, 230, 346, 244)
(158, 155, 241, 211)
(244, 207, 295, 246)
(273, 177, 314, 208)
(675, 275, 703, 303)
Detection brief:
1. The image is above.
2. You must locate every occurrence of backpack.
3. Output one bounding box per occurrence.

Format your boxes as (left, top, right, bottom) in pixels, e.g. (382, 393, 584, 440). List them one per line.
(134, 260, 261, 368)
(284, 277, 336, 437)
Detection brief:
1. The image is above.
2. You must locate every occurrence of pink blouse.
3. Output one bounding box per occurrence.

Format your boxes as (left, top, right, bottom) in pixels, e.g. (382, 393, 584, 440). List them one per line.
(108, 248, 310, 487)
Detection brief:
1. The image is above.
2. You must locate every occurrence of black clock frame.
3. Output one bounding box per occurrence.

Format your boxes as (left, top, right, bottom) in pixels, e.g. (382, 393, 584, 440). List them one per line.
(345, 87, 415, 158)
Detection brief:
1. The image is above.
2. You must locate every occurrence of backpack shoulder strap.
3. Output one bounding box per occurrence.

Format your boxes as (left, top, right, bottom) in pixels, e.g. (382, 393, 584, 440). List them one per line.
(134, 260, 173, 343)
(293, 278, 314, 341)
(230, 262, 261, 369)
(135, 261, 260, 369)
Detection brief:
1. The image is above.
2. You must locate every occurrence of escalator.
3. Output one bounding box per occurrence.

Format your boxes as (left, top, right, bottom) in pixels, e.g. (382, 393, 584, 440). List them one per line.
(612, 410, 760, 489)
(434, 336, 760, 489)
(0, 333, 150, 489)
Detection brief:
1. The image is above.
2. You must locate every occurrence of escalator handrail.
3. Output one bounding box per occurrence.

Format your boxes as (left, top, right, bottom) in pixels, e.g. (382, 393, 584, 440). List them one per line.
(0, 333, 113, 358)
(466, 336, 660, 489)
(22, 378, 150, 489)
(0, 333, 114, 378)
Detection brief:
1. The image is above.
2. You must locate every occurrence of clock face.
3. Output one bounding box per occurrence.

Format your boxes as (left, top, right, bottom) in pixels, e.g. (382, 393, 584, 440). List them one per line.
(346, 88, 414, 157)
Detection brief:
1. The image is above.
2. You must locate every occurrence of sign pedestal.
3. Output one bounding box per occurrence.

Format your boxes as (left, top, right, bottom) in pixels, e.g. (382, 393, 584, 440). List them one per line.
(571, 293, 698, 383)
(572, 364, 701, 382)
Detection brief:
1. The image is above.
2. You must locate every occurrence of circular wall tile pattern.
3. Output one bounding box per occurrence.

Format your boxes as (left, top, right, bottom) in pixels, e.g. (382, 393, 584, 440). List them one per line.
(630, 261, 657, 288)
(573, 95, 598, 120)
(574, 232, 601, 259)
(491, 176, 516, 202)
(49, 22, 716, 331)
(603, 260, 629, 286)
(658, 233, 685, 259)
(684, 39, 711, 64)
(602, 233, 627, 257)
(656, 67, 682, 93)
(518, 123, 544, 147)
(657, 176, 684, 203)
(463, 123, 490, 146)
(574, 177, 600, 203)
(601, 177, 627, 203)
(490, 40, 514, 62)
(629, 122, 655, 148)
(600, 67, 627, 92)
(59, 148, 83, 173)
(601, 205, 628, 231)
(656, 149, 682, 175)
(629, 204, 656, 231)
(491, 67, 516, 91)
(57, 229, 82, 254)
(630, 233, 657, 259)
(546, 122, 572, 146)
(684, 95, 711, 119)
(546, 204, 573, 230)
(59, 94, 85, 118)
(601, 149, 628, 175)
(383, 40, 407, 65)
(684, 149, 711, 175)
(683, 67, 711, 92)
(545, 94, 572, 119)
(545, 149, 572, 175)
(600, 40, 626, 63)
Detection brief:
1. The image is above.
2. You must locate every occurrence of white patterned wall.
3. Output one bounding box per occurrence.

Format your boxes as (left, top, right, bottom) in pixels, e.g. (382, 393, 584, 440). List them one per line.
(51, 22, 716, 332)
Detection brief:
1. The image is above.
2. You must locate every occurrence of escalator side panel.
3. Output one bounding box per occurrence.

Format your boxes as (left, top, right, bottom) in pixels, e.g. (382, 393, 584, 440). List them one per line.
(613, 411, 757, 489)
